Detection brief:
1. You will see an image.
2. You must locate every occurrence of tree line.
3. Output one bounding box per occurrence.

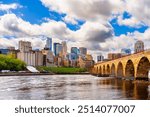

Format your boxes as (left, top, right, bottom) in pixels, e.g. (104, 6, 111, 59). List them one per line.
(0, 54, 26, 71)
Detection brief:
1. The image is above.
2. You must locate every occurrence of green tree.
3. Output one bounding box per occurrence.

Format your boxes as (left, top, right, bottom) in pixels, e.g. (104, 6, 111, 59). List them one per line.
(0, 54, 26, 71)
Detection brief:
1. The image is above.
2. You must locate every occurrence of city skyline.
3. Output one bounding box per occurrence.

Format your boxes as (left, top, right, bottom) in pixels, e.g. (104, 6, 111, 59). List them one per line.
(0, 38, 144, 63)
(0, 0, 150, 60)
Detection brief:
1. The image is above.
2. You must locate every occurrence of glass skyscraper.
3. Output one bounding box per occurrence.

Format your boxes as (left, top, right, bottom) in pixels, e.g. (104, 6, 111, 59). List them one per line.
(71, 47, 79, 54)
(45, 37, 52, 51)
(79, 47, 87, 55)
(54, 43, 63, 56)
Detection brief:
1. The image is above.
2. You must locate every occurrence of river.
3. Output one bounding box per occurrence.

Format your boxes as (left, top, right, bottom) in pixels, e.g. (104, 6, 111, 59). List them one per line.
(0, 75, 149, 100)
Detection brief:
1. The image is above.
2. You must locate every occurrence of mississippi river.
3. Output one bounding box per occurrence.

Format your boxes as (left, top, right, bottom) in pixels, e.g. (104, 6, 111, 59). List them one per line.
(0, 75, 149, 100)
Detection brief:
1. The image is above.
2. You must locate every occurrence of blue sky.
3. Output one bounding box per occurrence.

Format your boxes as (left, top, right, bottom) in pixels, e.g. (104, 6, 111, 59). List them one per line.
(0, 0, 148, 36)
(0, 0, 150, 57)
(0, 0, 85, 31)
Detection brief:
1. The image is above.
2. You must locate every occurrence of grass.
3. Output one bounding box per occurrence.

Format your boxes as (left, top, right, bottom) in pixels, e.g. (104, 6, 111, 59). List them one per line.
(37, 66, 87, 74)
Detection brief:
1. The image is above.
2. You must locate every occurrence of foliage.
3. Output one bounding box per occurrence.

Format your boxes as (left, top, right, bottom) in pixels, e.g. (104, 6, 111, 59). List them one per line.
(0, 54, 26, 71)
(37, 66, 87, 74)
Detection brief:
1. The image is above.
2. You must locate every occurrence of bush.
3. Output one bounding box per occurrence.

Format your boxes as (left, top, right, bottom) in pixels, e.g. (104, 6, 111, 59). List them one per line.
(0, 54, 26, 71)
(37, 66, 87, 74)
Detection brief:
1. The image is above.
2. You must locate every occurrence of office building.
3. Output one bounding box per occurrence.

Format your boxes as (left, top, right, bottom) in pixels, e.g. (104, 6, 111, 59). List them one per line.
(134, 40, 144, 53)
(79, 47, 87, 55)
(97, 55, 104, 62)
(86, 54, 93, 61)
(67, 53, 78, 60)
(55, 43, 63, 56)
(42, 49, 54, 66)
(78, 55, 94, 68)
(54, 56, 62, 66)
(62, 41, 67, 56)
(108, 53, 122, 60)
(71, 47, 79, 54)
(45, 37, 52, 51)
(54, 43, 59, 56)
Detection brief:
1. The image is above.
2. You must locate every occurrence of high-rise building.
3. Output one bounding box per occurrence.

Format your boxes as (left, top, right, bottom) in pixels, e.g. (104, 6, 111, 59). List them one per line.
(60, 41, 68, 59)
(97, 55, 104, 62)
(19, 40, 32, 52)
(134, 40, 144, 53)
(79, 47, 87, 55)
(67, 53, 78, 60)
(62, 41, 67, 56)
(56, 43, 63, 56)
(71, 47, 79, 54)
(42, 49, 54, 66)
(45, 37, 52, 51)
(78, 55, 94, 68)
(108, 53, 122, 60)
(54, 43, 60, 56)
(86, 54, 93, 61)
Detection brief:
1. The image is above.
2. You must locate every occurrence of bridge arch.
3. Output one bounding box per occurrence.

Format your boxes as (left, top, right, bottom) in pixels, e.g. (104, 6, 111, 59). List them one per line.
(103, 65, 106, 75)
(136, 57, 150, 79)
(111, 63, 115, 76)
(96, 66, 98, 73)
(117, 62, 124, 78)
(99, 66, 102, 75)
(106, 64, 111, 75)
(125, 60, 135, 79)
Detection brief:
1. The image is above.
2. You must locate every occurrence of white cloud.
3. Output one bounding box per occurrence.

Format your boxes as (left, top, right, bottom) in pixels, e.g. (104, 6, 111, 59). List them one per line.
(0, 37, 45, 50)
(0, 13, 114, 52)
(126, 0, 150, 26)
(117, 15, 145, 28)
(0, 3, 21, 12)
(1, 0, 150, 61)
(0, 14, 72, 39)
(40, 0, 124, 23)
(63, 15, 78, 25)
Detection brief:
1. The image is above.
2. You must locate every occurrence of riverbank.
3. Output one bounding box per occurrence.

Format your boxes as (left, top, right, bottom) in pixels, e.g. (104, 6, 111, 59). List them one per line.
(37, 66, 87, 74)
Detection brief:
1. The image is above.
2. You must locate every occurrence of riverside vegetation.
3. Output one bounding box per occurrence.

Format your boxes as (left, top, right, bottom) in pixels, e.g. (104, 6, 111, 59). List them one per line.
(0, 54, 87, 74)
(37, 66, 87, 74)
(0, 54, 26, 71)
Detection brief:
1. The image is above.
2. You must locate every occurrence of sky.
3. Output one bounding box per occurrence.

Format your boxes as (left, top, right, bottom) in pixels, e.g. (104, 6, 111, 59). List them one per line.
(0, 0, 150, 60)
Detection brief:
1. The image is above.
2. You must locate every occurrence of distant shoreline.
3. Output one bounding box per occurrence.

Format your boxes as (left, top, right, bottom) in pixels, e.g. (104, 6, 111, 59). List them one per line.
(0, 72, 90, 76)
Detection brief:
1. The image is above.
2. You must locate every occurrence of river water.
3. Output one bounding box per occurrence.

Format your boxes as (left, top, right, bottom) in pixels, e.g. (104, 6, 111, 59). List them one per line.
(0, 75, 149, 100)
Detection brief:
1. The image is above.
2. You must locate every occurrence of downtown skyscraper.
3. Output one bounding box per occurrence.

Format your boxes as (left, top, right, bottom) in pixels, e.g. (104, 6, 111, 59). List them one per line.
(45, 37, 52, 51)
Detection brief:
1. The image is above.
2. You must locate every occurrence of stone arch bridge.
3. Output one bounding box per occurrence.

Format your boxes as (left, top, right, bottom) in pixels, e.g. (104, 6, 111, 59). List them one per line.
(91, 50, 150, 80)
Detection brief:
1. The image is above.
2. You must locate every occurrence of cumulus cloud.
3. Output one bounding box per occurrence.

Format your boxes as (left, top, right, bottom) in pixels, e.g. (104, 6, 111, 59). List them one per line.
(63, 15, 78, 24)
(1, 0, 150, 61)
(0, 14, 72, 39)
(126, 0, 150, 26)
(0, 13, 114, 52)
(117, 15, 145, 28)
(0, 3, 22, 12)
(40, 0, 124, 22)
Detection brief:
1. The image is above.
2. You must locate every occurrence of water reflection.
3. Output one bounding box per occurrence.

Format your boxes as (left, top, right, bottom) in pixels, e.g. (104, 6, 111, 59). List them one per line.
(0, 75, 149, 100)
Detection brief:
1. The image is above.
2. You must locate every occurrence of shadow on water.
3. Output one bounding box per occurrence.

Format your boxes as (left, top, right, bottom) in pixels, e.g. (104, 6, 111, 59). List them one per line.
(96, 78, 150, 100)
